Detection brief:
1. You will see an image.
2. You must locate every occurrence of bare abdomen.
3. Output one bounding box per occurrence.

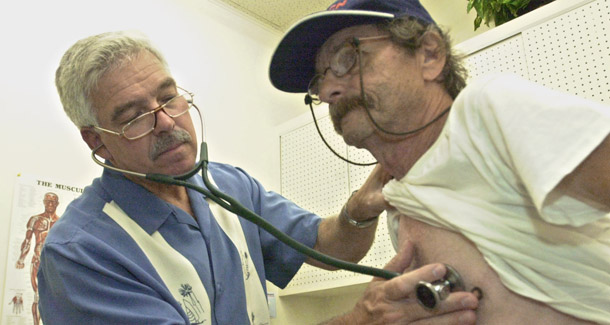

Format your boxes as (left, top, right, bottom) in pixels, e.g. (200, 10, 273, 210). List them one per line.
(397, 216, 594, 324)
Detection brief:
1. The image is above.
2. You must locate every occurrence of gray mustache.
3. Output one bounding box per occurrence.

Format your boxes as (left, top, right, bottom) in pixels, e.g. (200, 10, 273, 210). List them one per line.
(329, 95, 374, 134)
(150, 129, 193, 160)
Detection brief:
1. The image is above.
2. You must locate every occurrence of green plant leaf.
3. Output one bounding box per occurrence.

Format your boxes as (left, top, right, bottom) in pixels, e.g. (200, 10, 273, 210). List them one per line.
(474, 15, 482, 29)
(469, 0, 534, 30)
(467, 0, 475, 12)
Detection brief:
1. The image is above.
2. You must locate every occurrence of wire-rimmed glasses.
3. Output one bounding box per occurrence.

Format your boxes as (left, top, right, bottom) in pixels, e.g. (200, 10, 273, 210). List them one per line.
(307, 35, 390, 104)
(93, 87, 194, 140)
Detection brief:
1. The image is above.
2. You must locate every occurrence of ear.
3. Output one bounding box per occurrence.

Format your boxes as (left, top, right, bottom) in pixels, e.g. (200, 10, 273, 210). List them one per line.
(418, 30, 447, 82)
(80, 127, 113, 160)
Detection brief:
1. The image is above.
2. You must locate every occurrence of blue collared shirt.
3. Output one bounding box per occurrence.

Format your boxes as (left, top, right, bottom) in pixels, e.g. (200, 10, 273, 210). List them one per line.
(38, 162, 320, 324)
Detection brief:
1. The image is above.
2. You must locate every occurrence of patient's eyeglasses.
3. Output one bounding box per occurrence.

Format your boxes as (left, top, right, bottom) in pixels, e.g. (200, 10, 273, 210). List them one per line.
(307, 35, 390, 104)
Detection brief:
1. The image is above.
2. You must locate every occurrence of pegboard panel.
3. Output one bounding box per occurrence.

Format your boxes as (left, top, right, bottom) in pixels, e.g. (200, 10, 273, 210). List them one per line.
(279, 115, 395, 295)
(464, 34, 529, 81)
(347, 146, 376, 192)
(522, 0, 610, 103)
(280, 115, 349, 217)
(281, 212, 393, 295)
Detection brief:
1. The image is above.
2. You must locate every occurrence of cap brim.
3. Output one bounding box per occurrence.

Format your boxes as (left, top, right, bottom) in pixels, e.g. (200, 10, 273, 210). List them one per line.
(269, 10, 393, 93)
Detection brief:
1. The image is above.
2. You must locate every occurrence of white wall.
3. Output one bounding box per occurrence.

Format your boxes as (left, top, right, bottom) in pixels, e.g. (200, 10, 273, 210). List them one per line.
(0, 0, 308, 316)
(421, 0, 492, 44)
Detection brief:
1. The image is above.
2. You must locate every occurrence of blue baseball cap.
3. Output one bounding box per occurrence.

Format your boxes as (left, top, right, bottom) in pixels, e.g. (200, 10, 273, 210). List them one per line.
(269, 0, 435, 93)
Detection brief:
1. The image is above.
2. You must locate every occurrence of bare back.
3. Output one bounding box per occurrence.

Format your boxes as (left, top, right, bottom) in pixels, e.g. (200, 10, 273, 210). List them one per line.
(397, 215, 595, 325)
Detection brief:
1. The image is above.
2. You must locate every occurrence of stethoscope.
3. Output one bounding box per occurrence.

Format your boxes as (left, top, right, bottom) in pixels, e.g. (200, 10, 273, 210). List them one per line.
(91, 100, 473, 310)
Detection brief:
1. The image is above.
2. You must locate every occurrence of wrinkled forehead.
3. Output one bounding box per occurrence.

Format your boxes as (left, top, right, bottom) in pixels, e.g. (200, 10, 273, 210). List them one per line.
(315, 24, 383, 71)
(92, 51, 171, 109)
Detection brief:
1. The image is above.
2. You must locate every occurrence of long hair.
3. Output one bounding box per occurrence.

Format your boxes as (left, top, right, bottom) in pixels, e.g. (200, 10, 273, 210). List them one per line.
(379, 17, 468, 99)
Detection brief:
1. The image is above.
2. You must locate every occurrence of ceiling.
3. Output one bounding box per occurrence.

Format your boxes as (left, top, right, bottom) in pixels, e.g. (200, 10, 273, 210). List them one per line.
(215, 0, 332, 32)
(212, 0, 489, 44)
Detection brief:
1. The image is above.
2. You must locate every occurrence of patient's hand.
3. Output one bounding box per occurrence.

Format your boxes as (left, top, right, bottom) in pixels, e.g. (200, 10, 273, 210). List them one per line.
(349, 165, 393, 220)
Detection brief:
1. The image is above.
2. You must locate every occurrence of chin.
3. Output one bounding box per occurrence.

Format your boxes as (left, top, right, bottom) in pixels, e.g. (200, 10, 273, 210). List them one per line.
(169, 160, 198, 176)
(342, 133, 366, 149)
(340, 114, 373, 148)
(341, 124, 370, 148)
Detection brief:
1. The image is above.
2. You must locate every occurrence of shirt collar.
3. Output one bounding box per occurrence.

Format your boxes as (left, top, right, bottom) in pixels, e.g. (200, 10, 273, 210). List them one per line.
(99, 168, 186, 234)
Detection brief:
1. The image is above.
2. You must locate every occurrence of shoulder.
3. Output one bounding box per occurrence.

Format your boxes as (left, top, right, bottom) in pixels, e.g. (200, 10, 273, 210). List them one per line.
(207, 161, 260, 191)
(41, 188, 149, 274)
(43, 180, 110, 246)
(452, 73, 571, 128)
(456, 73, 534, 106)
(208, 161, 253, 179)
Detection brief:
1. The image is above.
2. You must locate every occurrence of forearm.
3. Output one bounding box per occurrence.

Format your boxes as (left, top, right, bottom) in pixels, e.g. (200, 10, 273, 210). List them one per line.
(307, 165, 391, 269)
(307, 192, 380, 269)
(556, 134, 610, 209)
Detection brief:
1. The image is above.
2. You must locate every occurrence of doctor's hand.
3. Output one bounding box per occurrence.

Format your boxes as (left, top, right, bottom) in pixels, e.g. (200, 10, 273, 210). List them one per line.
(348, 165, 393, 221)
(324, 241, 478, 325)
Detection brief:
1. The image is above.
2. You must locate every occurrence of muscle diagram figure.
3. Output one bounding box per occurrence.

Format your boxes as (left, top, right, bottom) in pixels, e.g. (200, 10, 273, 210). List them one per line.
(15, 192, 60, 325)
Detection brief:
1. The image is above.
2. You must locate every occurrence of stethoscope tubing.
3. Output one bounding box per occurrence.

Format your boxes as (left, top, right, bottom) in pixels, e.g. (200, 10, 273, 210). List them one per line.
(146, 142, 399, 280)
(91, 142, 399, 279)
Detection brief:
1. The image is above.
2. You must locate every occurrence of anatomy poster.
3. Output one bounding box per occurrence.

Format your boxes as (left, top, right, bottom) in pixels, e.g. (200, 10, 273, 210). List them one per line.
(2, 174, 85, 325)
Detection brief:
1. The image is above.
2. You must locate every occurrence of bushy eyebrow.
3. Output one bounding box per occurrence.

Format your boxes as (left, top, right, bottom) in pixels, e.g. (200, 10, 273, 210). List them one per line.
(157, 78, 177, 93)
(110, 78, 177, 123)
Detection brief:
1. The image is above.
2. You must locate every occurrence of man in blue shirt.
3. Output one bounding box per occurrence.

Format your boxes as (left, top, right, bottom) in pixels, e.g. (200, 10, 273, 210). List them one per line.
(39, 30, 478, 324)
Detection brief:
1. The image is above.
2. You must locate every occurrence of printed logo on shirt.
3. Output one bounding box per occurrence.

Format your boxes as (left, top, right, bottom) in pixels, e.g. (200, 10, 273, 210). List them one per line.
(179, 283, 207, 324)
(242, 252, 251, 280)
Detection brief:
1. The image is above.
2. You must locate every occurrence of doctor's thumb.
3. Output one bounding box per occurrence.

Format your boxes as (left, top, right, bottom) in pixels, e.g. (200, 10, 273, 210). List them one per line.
(382, 240, 414, 275)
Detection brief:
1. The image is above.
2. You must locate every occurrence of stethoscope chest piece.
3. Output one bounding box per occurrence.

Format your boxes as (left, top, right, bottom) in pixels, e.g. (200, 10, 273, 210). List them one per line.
(415, 264, 465, 310)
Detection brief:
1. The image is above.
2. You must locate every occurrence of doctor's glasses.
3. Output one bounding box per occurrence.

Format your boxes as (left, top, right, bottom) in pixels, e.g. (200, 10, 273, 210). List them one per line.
(93, 87, 194, 140)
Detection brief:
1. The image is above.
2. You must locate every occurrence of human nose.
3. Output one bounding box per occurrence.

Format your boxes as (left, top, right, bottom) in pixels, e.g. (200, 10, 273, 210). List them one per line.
(152, 107, 176, 134)
(317, 71, 352, 104)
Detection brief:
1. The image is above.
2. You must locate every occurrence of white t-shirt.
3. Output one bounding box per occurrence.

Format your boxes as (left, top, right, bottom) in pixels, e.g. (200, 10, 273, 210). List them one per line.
(383, 73, 610, 324)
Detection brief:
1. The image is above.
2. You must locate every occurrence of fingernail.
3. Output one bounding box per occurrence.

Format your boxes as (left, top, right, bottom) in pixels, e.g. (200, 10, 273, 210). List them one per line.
(432, 264, 444, 278)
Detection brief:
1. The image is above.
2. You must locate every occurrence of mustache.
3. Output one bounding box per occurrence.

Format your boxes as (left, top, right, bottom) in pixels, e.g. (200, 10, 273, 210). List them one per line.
(329, 94, 375, 134)
(149, 129, 193, 161)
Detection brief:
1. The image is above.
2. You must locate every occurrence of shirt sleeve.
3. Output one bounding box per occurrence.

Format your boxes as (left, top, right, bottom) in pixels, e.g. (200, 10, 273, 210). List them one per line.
(38, 240, 187, 324)
(464, 73, 610, 226)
